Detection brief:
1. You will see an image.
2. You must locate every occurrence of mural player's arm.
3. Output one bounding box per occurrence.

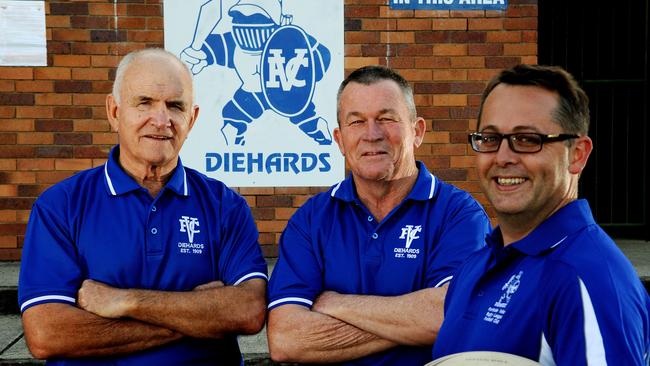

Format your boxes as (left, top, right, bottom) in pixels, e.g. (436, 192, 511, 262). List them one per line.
(180, 0, 223, 73)
(268, 304, 397, 363)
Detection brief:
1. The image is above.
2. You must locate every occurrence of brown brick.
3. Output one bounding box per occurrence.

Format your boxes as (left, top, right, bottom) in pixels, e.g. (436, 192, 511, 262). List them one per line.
(504, 17, 537, 30)
(146, 17, 164, 30)
(485, 56, 521, 69)
(70, 16, 110, 29)
(73, 146, 110, 159)
(379, 7, 414, 18)
(35, 93, 72, 106)
(468, 43, 503, 56)
(397, 19, 431, 30)
(71, 68, 109, 81)
(126, 4, 162, 16)
(55, 159, 93, 171)
(433, 19, 467, 31)
(415, 56, 450, 69)
(51, 29, 90, 42)
(35, 146, 73, 158)
(506, 5, 538, 17)
(397, 45, 433, 57)
(431, 144, 467, 156)
(54, 133, 92, 145)
(127, 30, 163, 43)
(450, 156, 475, 168)
(423, 131, 450, 144)
(504, 43, 537, 56)
(89, 3, 127, 16)
(54, 107, 92, 119)
(71, 43, 111, 55)
(257, 195, 293, 208)
(53, 55, 91, 67)
(251, 208, 275, 220)
(486, 31, 522, 43)
(17, 185, 48, 197)
(468, 18, 504, 30)
(91, 30, 127, 42)
(35, 119, 73, 132)
(449, 31, 486, 43)
(74, 119, 109, 132)
(0, 80, 14, 92)
(0, 107, 15, 118)
(0, 197, 34, 210)
(256, 220, 288, 233)
(346, 31, 381, 44)
(433, 119, 470, 131)
(414, 82, 451, 94)
(468, 69, 501, 81)
(117, 17, 147, 29)
(522, 30, 538, 42)
(17, 159, 55, 171)
(92, 133, 117, 145)
(35, 171, 75, 184)
(47, 15, 71, 28)
(433, 44, 467, 56)
(381, 32, 415, 44)
(47, 41, 72, 55)
(346, 5, 380, 18)
(17, 132, 53, 145)
(0, 67, 32, 80)
(91, 56, 120, 68)
(433, 69, 468, 81)
(450, 56, 485, 68)
(0, 133, 16, 145)
(34, 67, 71, 80)
(15, 80, 54, 93)
(50, 2, 89, 15)
(0, 94, 34, 106)
(345, 57, 380, 69)
(435, 168, 468, 181)
(0, 171, 35, 184)
(0, 118, 34, 130)
(55, 80, 93, 93)
(434, 95, 467, 107)
(362, 19, 396, 31)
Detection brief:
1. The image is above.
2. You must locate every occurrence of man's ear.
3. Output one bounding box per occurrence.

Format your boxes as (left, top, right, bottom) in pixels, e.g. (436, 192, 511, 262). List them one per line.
(333, 127, 345, 156)
(413, 117, 426, 148)
(106, 94, 120, 132)
(568, 135, 593, 175)
(188, 104, 200, 132)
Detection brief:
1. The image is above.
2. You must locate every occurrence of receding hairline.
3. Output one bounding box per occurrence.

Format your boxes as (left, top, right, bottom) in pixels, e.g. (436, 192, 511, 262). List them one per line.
(112, 48, 194, 105)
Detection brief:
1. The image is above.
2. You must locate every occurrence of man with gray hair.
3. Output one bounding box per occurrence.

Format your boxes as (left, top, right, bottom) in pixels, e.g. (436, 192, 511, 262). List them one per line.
(18, 48, 268, 365)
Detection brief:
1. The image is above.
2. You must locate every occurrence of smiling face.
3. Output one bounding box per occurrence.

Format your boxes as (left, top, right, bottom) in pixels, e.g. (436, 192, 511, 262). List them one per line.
(106, 53, 198, 176)
(334, 80, 425, 184)
(476, 84, 591, 229)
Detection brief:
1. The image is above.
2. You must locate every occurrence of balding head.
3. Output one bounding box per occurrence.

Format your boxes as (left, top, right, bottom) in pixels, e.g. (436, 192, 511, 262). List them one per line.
(112, 48, 194, 106)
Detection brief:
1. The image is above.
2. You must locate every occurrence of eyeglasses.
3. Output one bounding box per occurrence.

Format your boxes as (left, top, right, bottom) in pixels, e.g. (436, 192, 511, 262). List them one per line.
(468, 132, 579, 153)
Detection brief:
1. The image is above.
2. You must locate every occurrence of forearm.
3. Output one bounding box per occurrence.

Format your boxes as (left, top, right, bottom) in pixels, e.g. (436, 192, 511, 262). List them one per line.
(22, 303, 181, 359)
(119, 279, 266, 338)
(313, 286, 447, 346)
(267, 304, 396, 363)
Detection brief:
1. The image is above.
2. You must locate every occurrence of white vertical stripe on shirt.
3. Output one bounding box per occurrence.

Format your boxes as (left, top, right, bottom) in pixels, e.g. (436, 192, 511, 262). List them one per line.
(104, 163, 116, 195)
(579, 277, 607, 364)
(330, 181, 342, 197)
(539, 333, 557, 366)
(182, 167, 188, 196)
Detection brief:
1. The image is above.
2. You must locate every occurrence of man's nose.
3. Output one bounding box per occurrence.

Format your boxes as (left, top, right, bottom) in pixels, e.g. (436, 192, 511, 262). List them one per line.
(494, 137, 518, 166)
(363, 119, 384, 140)
(150, 104, 172, 128)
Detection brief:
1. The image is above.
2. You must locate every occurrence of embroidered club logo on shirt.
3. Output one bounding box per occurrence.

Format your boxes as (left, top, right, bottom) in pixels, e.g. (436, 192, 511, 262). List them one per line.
(394, 224, 422, 259)
(484, 270, 523, 324)
(178, 216, 205, 255)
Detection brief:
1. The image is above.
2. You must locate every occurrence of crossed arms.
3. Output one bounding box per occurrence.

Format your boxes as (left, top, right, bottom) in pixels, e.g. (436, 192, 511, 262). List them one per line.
(22, 278, 266, 359)
(267, 285, 447, 363)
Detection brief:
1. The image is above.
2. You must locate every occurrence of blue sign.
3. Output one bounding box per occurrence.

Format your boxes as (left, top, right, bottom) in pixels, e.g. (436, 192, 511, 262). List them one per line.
(390, 0, 507, 11)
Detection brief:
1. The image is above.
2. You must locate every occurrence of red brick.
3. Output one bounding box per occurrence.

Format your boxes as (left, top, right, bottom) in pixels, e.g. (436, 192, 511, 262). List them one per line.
(15, 80, 54, 93)
(71, 43, 111, 55)
(0, 107, 15, 118)
(504, 43, 537, 56)
(91, 56, 120, 67)
(55, 159, 93, 171)
(486, 31, 522, 43)
(127, 30, 163, 43)
(46, 15, 71, 28)
(34, 67, 72, 80)
(73, 146, 110, 159)
(397, 19, 431, 30)
(362, 19, 397, 31)
(0, 80, 14, 92)
(504, 17, 537, 30)
(17, 159, 55, 171)
(0, 67, 33, 80)
(468, 43, 503, 56)
(117, 17, 147, 29)
(89, 3, 127, 16)
(35, 171, 75, 184)
(381, 32, 415, 44)
(146, 17, 164, 30)
(35, 93, 72, 106)
(0, 94, 34, 106)
(432, 19, 467, 31)
(17, 132, 53, 145)
(35, 119, 73, 132)
(0, 133, 16, 145)
(51, 29, 90, 42)
(126, 4, 162, 16)
(53, 55, 91, 67)
(346, 5, 380, 18)
(468, 18, 504, 30)
(54, 107, 93, 119)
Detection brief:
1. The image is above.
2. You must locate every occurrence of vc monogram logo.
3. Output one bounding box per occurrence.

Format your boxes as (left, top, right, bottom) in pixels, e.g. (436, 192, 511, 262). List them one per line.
(399, 225, 422, 249)
(179, 216, 200, 243)
(266, 48, 308, 91)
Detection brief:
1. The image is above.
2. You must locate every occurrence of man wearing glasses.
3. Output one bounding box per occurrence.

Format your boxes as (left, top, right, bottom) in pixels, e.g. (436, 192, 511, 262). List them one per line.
(432, 64, 650, 364)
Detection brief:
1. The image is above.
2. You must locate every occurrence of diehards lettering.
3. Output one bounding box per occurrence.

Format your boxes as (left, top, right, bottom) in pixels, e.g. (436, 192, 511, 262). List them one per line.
(394, 225, 423, 259)
(206, 152, 331, 174)
(178, 216, 205, 255)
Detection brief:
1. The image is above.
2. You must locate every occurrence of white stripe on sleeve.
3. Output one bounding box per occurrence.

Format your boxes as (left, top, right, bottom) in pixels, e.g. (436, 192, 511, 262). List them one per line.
(579, 277, 607, 364)
(20, 295, 76, 312)
(268, 297, 313, 309)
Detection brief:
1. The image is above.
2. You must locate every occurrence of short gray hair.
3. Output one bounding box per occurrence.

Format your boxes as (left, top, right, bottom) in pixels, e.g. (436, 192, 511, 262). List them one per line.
(336, 65, 417, 123)
(112, 48, 193, 105)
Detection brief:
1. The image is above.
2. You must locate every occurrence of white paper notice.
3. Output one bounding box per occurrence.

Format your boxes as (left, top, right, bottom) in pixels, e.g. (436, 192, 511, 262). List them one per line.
(0, 0, 46, 66)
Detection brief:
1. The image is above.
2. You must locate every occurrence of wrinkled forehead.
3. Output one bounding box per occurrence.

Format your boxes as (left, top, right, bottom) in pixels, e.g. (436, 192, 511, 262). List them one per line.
(122, 55, 193, 101)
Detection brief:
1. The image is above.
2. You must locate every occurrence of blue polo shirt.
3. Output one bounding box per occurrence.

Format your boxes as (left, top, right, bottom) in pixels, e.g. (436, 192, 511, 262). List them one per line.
(18, 146, 268, 365)
(432, 199, 650, 365)
(268, 162, 490, 365)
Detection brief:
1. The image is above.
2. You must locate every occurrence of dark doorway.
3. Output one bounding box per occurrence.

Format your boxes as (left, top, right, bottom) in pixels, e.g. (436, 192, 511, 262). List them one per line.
(539, 1, 650, 239)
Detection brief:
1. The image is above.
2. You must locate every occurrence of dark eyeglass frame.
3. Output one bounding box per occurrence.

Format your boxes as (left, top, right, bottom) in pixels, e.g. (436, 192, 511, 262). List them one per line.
(468, 132, 580, 153)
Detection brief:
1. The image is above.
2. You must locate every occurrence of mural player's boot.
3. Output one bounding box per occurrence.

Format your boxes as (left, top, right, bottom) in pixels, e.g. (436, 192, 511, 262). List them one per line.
(296, 117, 332, 145)
(221, 121, 248, 146)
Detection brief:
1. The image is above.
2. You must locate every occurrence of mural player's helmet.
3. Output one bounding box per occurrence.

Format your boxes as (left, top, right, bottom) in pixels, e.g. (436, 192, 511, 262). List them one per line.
(229, 0, 282, 52)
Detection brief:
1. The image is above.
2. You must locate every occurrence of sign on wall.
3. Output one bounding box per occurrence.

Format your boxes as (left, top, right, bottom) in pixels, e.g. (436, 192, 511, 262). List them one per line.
(0, 0, 46, 66)
(390, 0, 507, 11)
(164, 0, 345, 187)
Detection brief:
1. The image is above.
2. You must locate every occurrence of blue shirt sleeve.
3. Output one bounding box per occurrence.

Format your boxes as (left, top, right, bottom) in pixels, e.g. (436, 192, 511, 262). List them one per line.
(18, 195, 82, 312)
(267, 203, 322, 310)
(426, 191, 490, 288)
(217, 192, 268, 286)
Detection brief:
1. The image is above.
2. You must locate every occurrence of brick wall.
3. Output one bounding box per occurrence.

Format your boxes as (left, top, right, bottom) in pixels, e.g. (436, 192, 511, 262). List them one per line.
(0, 0, 538, 260)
